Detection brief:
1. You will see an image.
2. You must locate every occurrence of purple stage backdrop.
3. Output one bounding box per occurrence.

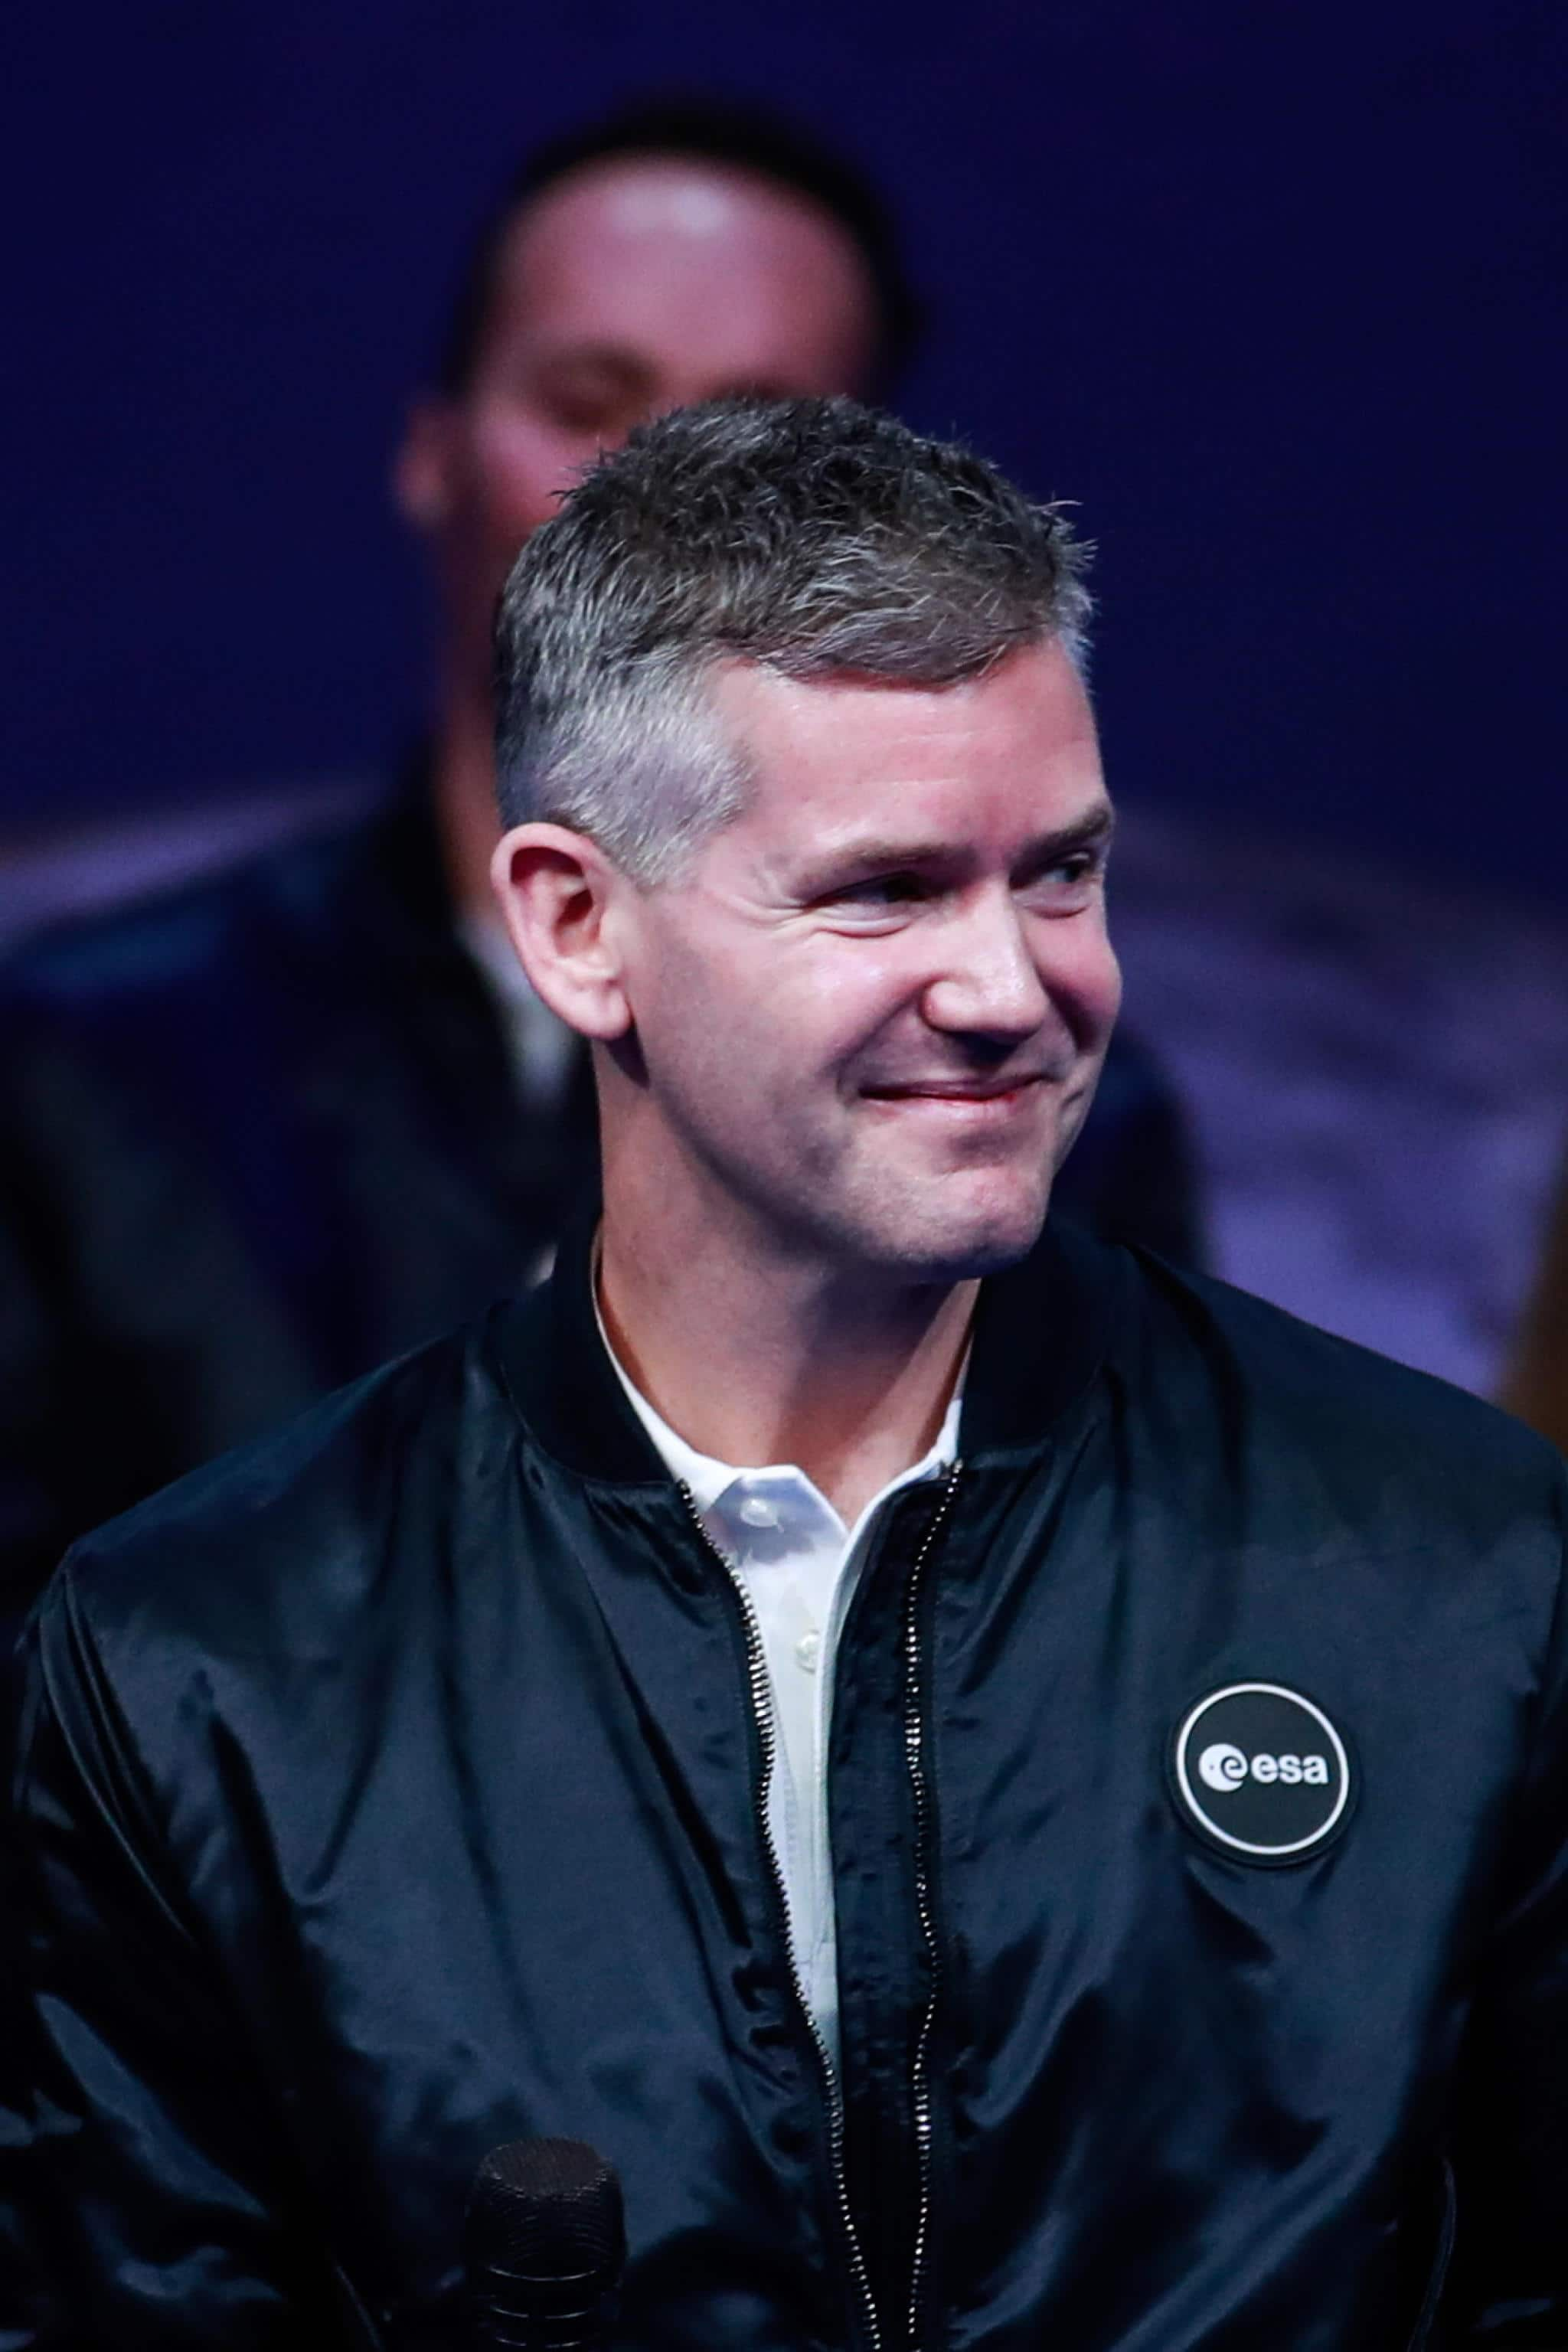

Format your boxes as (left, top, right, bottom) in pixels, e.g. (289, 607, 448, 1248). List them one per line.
(7, 1, 1565, 894)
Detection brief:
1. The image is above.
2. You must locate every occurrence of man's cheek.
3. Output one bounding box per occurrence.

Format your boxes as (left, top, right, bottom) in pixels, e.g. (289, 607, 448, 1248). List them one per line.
(472, 414, 575, 543)
(1050, 931, 1121, 1044)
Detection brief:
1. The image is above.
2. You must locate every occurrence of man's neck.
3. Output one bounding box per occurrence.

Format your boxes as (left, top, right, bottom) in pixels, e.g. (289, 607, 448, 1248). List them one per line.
(596, 1195, 975, 1527)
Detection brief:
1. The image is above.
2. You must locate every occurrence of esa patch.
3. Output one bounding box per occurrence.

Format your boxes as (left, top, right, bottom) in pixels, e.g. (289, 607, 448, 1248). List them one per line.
(1171, 1682, 1352, 1863)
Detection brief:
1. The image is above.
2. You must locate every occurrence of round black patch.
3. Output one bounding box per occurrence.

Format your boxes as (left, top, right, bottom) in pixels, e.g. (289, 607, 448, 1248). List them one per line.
(1171, 1683, 1351, 1862)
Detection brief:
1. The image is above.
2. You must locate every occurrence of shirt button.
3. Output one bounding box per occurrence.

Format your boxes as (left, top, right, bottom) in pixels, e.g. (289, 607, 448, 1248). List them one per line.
(739, 1495, 779, 1528)
(795, 1631, 822, 1672)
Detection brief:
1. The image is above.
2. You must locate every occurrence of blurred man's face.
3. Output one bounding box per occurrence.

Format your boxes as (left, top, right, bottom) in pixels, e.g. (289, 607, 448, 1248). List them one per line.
(397, 156, 880, 684)
(607, 642, 1122, 1285)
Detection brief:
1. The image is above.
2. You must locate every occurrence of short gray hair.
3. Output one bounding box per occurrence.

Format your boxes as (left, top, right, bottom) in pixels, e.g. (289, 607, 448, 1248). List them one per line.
(494, 396, 1092, 884)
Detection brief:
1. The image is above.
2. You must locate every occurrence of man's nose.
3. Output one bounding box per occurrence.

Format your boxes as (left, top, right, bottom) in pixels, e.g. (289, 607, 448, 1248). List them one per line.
(920, 892, 1051, 1040)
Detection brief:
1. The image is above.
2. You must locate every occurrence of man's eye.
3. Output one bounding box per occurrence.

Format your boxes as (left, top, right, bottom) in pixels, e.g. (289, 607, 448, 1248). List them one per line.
(539, 392, 631, 437)
(524, 371, 645, 439)
(834, 873, 930, 907)
(1024, 851, 1104, 897)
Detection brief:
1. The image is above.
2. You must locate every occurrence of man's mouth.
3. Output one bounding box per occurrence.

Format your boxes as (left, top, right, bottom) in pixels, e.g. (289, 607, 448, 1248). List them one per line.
(862, 1073, 1049, 1104)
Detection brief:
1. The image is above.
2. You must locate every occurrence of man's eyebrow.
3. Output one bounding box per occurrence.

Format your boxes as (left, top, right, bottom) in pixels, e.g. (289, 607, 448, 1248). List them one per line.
(531, 344, 653, 390)
(796, 802, 1116, 885)
(1011, 805, 1118, 865)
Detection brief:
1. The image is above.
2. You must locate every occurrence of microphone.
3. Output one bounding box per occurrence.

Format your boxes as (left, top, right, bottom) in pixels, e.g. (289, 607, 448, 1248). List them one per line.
(465, 2137, 626, 2350)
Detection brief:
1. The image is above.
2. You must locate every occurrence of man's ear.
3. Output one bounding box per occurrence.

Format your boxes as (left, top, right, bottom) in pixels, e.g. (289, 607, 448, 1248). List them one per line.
(393, 397, 458, 531)
(491, 823, 633, 1040)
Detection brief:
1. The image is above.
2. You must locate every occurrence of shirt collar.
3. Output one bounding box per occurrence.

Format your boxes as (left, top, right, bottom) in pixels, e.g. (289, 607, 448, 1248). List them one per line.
(495, 1199, 1116, 1490)
(592, 1279, 964, 1545)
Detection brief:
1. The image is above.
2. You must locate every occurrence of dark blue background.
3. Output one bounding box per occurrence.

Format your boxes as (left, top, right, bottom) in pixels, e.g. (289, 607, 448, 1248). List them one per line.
(9, 2, 1565, 893)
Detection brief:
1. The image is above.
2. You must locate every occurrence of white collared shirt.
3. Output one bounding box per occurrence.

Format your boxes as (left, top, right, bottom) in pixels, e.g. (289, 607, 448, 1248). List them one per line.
(597, 1308, 962, 2062)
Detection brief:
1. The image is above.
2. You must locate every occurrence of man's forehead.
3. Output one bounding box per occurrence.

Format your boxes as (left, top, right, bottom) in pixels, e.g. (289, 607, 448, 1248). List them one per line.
(531, 156, 789, 243)
(709, 648, 1099, 767)
(492, 155, 876, 331)
(702, 650, 1106, 859)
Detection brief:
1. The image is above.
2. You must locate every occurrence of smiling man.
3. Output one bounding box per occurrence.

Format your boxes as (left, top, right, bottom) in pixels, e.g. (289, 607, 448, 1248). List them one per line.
(0, 99, 1200, 1629)
(10, 400, 1568, 2349)
(502, 595, 1119, 1528)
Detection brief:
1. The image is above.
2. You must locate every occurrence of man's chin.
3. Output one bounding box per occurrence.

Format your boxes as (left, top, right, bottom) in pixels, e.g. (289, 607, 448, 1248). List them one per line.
(856, 1181, 1053, 1285)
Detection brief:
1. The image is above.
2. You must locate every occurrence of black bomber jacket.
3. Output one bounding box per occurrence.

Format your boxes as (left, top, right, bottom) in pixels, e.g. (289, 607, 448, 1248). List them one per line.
(5, 1217, 1567, 2350)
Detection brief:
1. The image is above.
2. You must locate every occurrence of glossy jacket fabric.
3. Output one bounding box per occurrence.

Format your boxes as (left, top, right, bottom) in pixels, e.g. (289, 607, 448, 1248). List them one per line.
(9, 1221, 1568, 2351)
(0, 784, 1202, 1626)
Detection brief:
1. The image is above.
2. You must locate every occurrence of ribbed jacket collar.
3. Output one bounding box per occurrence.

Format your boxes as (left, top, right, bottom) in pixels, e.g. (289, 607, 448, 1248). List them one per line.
(495, 1204, 1122, 1485)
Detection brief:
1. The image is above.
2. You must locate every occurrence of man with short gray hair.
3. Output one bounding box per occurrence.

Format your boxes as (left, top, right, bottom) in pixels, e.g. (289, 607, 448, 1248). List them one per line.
(11, 398, 1568, 2349)
(0, 97, 1200, 1629)
(494, 396, 1093, 886)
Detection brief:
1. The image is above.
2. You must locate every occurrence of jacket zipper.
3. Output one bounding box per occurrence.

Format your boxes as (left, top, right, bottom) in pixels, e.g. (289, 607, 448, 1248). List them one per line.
(902, 1464, 963, 2350)
(676, 1482, 883, 2352)
(678, 1464, 964, 2352)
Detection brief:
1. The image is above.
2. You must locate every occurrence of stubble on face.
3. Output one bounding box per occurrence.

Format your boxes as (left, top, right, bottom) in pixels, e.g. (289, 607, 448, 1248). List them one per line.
(600, 645, 1122, 1294)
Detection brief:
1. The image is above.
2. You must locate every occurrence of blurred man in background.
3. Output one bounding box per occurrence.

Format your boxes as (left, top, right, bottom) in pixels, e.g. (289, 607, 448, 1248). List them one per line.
(1503, 1137, 1568, 1450)
(0, 98, 1202, 1620)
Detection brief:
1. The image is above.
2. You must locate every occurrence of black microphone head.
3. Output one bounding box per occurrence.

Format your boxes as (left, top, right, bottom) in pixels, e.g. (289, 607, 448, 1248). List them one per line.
(465, 2138, 625, 2350)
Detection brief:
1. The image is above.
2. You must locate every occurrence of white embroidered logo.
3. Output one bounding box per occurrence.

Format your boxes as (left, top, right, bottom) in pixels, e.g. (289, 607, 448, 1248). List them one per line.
(1174, 1684, 1351, 1860)
(1197, 1742, 1330, 1792)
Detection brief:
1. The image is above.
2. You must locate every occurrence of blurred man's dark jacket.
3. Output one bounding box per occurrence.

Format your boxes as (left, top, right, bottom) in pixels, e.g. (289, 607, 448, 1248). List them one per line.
(0, 783, 1203, 1613)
